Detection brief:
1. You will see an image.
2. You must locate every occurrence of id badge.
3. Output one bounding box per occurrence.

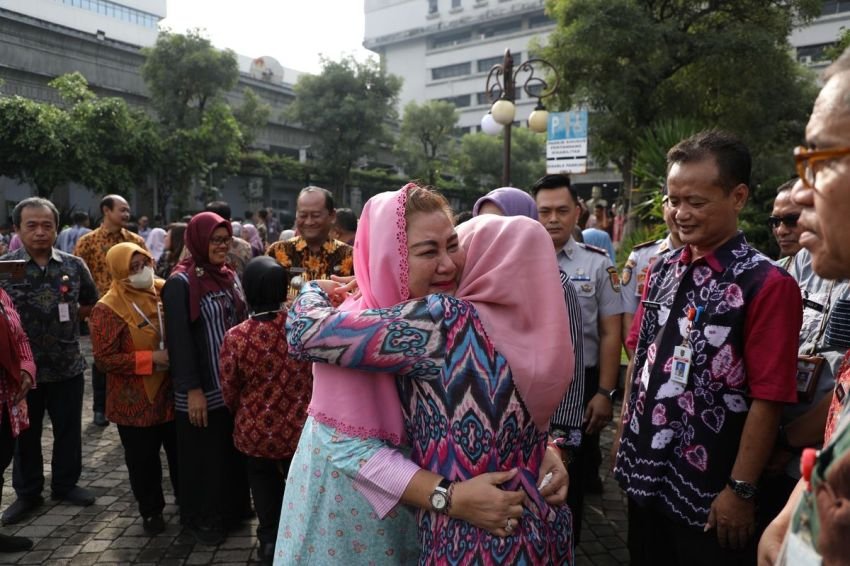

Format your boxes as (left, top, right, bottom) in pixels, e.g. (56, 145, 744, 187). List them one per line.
(58, 302, 70, 323)
(796, 354, 826, 404)
(671, 345, 692, 385)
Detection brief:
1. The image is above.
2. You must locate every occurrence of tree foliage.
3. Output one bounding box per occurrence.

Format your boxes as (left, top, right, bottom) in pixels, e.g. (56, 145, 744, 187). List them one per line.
(142, 30, 239, 129)
(395, 100, 458, 186)
(141, 30, 248, 211)
(454, 128, 546, 193)
(0, 73, 158, 198)
(825, 27, 850, 62)
(287, 57, 402, 202)
(541, 0, 822, 220)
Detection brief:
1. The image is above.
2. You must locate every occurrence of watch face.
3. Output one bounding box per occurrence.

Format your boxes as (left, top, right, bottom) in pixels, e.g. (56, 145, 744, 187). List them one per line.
(430, 492, 447, 510)
(731, 481, 757, 499)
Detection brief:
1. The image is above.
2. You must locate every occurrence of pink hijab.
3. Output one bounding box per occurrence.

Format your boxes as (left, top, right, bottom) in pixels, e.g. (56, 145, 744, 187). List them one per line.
(306, 184, 413, 445)
(456, 215, 574, 431)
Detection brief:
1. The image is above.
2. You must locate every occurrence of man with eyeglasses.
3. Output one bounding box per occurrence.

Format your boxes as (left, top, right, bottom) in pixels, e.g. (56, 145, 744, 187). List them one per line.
(758, 47, 850, 565)
(758, 178, 850, 545)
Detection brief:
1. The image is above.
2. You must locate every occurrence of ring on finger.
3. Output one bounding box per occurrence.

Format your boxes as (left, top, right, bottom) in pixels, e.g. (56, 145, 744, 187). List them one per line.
(505, 518, 514, 533)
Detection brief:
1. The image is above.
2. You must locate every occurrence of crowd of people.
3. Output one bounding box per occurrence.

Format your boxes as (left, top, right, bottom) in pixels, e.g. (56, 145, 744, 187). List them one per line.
(0, 46, 847, 566)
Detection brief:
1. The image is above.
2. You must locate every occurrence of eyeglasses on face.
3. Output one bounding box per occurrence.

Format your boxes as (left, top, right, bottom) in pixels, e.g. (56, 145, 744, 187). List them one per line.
(794, 146, 850, 189)
(209, 236, 233, 247)
(767, 214, 800, 229)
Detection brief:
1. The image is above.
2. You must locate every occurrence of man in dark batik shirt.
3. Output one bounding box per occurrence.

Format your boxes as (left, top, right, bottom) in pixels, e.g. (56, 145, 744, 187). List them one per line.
(0, 198, 99, 525)
(615, 132, 802, 565)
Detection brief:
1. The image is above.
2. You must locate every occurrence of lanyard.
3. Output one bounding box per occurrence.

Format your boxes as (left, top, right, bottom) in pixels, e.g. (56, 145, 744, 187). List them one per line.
(131, 302, 164, 350)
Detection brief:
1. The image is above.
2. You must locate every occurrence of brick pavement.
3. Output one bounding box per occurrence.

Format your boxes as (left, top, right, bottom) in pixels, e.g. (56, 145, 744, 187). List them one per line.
(0, 337, 630, 565)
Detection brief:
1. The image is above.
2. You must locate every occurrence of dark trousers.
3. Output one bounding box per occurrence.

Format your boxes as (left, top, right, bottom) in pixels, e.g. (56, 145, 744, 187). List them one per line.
(13, 374, 84, 498)
(247, 456, 291, 545)
(91, 363, 106, 414)
(117, 421, 179, 518)
(0, 409, 14, 508)
(566, 365, 599, 545)
(627, 498, 757, 566)
(176, 407, 250, 531)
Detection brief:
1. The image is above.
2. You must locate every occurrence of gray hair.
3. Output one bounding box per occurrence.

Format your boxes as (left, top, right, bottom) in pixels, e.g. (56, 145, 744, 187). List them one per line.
(12, 197, 59, 228)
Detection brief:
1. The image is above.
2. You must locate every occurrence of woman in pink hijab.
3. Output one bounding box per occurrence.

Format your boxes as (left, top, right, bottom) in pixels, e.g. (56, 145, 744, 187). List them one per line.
(281, 184, 575, 564)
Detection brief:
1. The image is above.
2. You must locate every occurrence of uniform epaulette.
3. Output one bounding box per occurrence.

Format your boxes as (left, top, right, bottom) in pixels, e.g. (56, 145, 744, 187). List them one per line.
(632, 239, 660, 251)
(580, 243, 609, 255)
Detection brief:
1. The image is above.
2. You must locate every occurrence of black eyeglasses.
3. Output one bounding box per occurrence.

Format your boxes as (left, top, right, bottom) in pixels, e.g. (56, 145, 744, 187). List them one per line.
(767, 214, 800, 229)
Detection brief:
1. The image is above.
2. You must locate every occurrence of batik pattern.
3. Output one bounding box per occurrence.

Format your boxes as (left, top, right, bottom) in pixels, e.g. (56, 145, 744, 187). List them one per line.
(615, 233, 800, 528)
(288, 284, 574, 565)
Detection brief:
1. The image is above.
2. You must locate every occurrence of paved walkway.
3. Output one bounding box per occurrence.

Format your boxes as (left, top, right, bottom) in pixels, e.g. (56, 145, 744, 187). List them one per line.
(0, 337, 629, 564)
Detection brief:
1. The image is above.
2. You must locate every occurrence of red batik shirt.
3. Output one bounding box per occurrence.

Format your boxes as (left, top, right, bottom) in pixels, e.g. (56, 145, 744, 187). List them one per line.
(219, 312, 313, 459)
(0, 289, 33, 437)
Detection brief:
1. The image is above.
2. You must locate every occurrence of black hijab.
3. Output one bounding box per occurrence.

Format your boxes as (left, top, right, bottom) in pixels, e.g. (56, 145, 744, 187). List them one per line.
(243, 256, 288, 321)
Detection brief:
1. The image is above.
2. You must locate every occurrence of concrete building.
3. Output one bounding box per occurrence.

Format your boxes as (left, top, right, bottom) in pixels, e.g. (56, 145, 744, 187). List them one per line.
(791, 1, 850, 70)
(365, 0, 555, 134)
(2, 0, 166, 47)
(0, 5, 318, 223)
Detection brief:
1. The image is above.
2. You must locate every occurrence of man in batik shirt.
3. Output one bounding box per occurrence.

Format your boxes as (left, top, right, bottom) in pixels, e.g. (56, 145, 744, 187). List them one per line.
(267, 187, 353, 298)
(616, 131, 802, 565)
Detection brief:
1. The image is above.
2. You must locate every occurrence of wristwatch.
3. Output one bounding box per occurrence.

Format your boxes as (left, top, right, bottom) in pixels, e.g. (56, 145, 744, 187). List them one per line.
(727, 477, 758, 500)
(429, 478, 453, 513)
(597, 386, 617, 402)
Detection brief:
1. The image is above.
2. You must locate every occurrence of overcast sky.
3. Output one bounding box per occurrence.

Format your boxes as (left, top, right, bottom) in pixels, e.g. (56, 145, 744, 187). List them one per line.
(160, 0, 374, 74)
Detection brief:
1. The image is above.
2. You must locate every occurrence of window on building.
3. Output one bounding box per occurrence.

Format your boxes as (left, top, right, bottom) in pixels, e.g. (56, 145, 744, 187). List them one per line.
(452, 0, 462, 7)
(821, 1, 850, 15)
(454, 126, 472, 136)
(431, 31, 471, 49)
(796, 43, 835, 64)
(428, 0, 439, 14)
(481, 20, 522, 38)
(477, 92, 491, 105)
(529, 13, 553, 29)
(62, 0, 159, 28)
(477, 53, 521, 73)
(431, 62, 472, 80)
(440, 94, 472, 108)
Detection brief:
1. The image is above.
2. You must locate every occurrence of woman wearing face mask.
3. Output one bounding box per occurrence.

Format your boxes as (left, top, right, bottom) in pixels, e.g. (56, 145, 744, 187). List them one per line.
(277, 185, 573, 564)
(89, 242, 176, 536)
(162, 212, 250, 546)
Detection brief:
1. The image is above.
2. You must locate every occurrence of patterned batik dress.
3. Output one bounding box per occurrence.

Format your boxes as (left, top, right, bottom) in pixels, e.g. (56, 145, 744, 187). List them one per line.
(288, 286, 574, 565)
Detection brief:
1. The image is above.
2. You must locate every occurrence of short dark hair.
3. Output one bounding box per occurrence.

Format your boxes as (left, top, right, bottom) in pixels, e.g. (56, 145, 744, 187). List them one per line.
(335, 208, 358, 232)
(776, 178, 798, 195)
(205, 201, 232, 221)
(298, 186, 335, 212)
(531, 174, 579, 204)
(667, 130, 751, 191)
(72, 210, 89, 224)
(257, 209, 268, 220)
(100, 194, 126, 215)
(244, 210, 253, 219)
(13, 197, 60, 228)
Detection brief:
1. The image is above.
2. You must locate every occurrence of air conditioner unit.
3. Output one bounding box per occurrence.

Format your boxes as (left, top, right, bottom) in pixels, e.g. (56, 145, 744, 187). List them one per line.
(800, 55, 813, 65)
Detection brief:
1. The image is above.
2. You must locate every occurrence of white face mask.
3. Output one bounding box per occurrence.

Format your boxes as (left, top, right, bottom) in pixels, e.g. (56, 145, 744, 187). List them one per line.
(127, 266, 154, 289)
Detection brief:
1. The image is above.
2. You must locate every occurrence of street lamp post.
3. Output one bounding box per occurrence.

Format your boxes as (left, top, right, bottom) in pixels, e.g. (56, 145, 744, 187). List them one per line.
(482, 49, 560, 187)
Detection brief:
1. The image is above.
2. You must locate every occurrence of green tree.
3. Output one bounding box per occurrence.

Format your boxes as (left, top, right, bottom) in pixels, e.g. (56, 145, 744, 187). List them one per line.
(825, 27, 850, 61)
(395, 100, 458, 186)
(142, 30, 239, 128)
(287, 57, 402, 203)
(455, 129, 546, 193)
(541, 0, 821, 224)
(0, 96, 71, 197)
(233, 88, 272, 147)
(141, 30, 246, 212)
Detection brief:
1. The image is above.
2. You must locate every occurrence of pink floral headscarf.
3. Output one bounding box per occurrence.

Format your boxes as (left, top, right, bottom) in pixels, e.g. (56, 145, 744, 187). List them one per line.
(307, 184, 414, 444)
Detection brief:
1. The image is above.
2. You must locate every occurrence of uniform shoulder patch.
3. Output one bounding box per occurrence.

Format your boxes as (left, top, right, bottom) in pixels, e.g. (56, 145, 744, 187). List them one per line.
(606, 266, 621, 293)
(581, 243, 609, 255)
(632, 239, 660, 251)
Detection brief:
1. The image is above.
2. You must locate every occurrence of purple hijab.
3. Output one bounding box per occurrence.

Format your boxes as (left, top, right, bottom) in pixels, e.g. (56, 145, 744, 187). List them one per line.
(472, 187, 539, 220)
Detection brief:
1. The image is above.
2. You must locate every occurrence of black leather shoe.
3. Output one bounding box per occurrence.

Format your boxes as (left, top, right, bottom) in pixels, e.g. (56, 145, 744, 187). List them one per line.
(187, 524, 225, 546)
(51, 486, 95, 506)
(257, 542, 275, 565)
(1, 496, 44, 525)
(93, 411, 109, 427)
(143, 514, 166, 535)
(0, 533, 33, 552)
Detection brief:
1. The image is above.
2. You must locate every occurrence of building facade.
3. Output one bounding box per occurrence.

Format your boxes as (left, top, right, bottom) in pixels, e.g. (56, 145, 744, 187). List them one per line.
(0, 6, 316, 223)
(790, 1, 850, 70)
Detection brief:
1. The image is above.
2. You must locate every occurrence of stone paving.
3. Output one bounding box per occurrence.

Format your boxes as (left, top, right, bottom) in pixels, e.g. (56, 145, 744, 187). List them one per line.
(0, 337, 630, 565)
